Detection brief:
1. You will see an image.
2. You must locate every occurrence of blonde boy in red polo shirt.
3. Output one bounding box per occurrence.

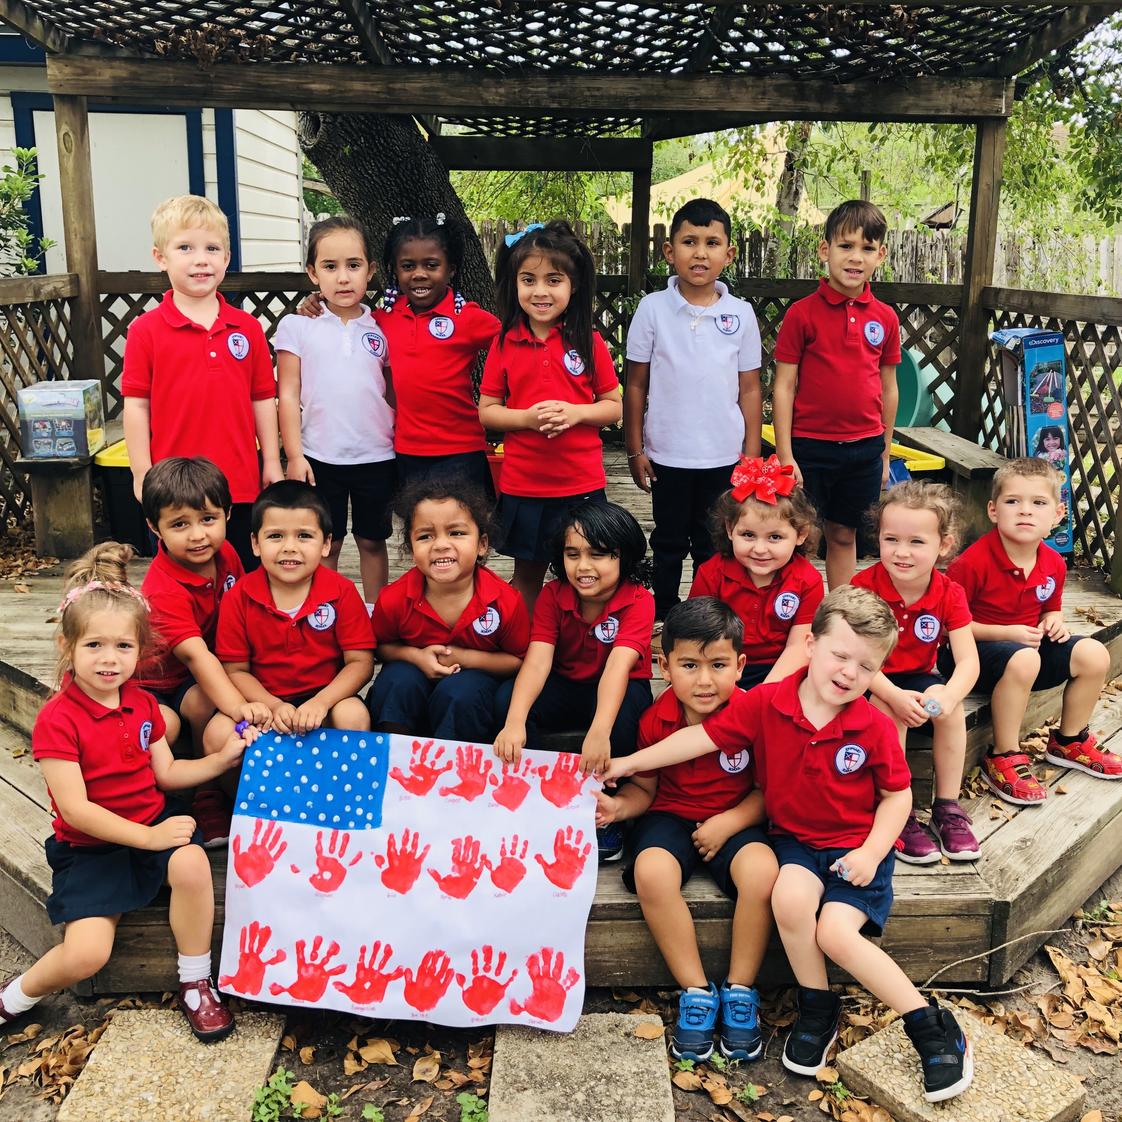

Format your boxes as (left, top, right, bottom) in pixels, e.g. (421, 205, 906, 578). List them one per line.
(123, 195, 282, 569)
(772, 200, 900, 589)
(603, 587, 974, 1104)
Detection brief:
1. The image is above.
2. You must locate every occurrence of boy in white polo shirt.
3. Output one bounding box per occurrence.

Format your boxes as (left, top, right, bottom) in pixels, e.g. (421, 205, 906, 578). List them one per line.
(624, 198, 762, 624)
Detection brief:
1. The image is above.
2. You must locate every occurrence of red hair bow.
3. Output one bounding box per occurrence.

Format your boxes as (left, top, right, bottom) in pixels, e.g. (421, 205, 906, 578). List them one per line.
(729, 454, 796, 505)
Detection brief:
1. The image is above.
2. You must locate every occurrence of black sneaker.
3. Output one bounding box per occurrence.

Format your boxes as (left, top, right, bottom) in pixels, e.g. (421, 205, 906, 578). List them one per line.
(902, 1000, 974, 1102)
(782, 987, 840, 1075)
(596, 823, 624, 864)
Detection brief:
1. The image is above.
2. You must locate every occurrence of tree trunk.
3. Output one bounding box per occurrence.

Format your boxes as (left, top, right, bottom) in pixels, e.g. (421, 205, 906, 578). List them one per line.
(297, 112, 496, 311)
(771, 120, 814, 277)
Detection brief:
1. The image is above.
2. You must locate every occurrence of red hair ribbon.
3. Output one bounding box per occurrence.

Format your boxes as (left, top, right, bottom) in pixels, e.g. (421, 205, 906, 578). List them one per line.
(729, 454, 796, 505)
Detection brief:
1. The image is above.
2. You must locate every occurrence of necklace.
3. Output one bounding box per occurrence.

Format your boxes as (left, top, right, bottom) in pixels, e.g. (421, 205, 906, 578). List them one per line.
(686, 292, 721, 331)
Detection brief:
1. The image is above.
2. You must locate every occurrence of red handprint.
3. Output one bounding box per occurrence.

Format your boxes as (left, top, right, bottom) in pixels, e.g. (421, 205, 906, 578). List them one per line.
(538, 754, 588, 808)
(308, 829, 362, 893)
(402, 949, 455, 1013)
(509, 948, 580, 1023)
(268, 936, 347, 1002)
(490, 835, 529, 893)
(489, 758, 537, 810)
(231, 820, 287, 888)
(535, 826, 592, 891)
(219, 921, 286, 996)
(439, 744, 494, 801)
(373, 828, 430, 894)
(428, 835, 489, 899)
(456, 946, 518, 1016)
(390, 740, 453, 796)
(332, 941, 404, 1005)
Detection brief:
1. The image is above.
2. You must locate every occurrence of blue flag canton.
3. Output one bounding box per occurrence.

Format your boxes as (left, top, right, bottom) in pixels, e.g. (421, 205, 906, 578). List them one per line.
(235, 730, 389, 830)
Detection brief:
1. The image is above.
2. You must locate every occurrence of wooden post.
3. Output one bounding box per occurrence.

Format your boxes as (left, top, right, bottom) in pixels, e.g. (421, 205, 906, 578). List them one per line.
(628, 165, 652, 295)
(52, 95, 103, 397)
(1111, 502, 1122, 596)
(953, 117, 1006, 441)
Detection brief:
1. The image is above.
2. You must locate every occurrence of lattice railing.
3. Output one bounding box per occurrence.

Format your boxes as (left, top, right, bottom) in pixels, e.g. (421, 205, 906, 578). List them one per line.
(0, 275, 78, 533)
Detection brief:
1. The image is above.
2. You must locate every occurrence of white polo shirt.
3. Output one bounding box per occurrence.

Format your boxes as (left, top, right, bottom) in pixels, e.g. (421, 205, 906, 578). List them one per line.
(626, 278, 761, 469)
(274, 306, 395, 465)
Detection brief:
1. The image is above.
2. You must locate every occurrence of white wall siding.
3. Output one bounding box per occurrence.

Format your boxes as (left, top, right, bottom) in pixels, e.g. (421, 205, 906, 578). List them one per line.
(234, 109, 303, 271)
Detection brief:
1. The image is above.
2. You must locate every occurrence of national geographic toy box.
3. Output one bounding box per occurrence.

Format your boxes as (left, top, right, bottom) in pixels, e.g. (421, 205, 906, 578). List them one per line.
(17, 380, 105, 459)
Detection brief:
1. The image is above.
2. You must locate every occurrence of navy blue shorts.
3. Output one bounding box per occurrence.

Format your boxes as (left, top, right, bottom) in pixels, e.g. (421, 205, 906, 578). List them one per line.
(149, 674, 197, 718)
(496, 490, 607, 563)
(739, 662, 773, 690)
(790, 434, 883, 531)
(44, 800, 203, 925)
(305, 455, 395, 542)
(882, 669, 945, 734)
(940, 635, 1082, 694)
(623, 810, 771, 898)
(395, 450, 494, 500)
(772, 834, 895, 936)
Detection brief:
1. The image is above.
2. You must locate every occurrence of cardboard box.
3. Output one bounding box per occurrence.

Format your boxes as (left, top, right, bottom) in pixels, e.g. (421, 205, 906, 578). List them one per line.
(17, 380, 105, 459)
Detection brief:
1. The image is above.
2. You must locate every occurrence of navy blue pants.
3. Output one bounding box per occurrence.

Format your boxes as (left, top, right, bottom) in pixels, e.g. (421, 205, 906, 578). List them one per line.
(368, 662, 503, 743)
(493, 671, 652, 757)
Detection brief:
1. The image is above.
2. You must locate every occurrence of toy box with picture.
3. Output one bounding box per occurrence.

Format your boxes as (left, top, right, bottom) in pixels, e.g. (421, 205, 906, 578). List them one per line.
(991, 328, 1073, 555)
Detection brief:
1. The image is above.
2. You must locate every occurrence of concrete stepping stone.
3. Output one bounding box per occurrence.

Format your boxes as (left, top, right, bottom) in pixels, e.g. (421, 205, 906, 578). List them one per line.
(836, 1011, 1085, 1122)
(488, 1012, 673, 1122)
(57, 1009, 284, 1122)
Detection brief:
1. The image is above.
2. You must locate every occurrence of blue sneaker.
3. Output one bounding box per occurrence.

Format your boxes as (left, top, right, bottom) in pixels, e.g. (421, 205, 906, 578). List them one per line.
(719, 982, 762, 1060)
(596, 823, 624, 863)
(670, 983, 718, 1061)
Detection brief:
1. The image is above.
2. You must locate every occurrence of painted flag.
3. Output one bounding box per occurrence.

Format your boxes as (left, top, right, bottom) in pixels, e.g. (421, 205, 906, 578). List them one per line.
(218, 730, 598, 1031)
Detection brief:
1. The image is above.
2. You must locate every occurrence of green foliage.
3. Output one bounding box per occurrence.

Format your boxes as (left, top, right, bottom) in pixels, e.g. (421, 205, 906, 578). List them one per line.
(706, 1053, 728, 1072)
(303, 157, 343, 218)
(450, 168, 629, 225)
(651, 136, 707, 185)
(735, 1083, 760, 1104)
(323, 1092, 343, 1119)
(252, 1066, 298, 1122)
(673, 1058, 696, 1071)
(825, 1079, 853, 1103)
(456, 1091, 489, 1122)
(360, 1105, 385, 1122)
(0, 148, 54, 276)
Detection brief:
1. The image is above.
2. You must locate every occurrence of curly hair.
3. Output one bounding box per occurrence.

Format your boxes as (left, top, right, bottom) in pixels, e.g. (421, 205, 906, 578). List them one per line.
(865, 480, 963, 557)
(710, 487, 820, 558)
(395, 476, 497, 562)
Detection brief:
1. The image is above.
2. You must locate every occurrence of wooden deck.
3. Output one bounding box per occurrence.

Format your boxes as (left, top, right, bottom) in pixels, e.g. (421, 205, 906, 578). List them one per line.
(2, 446, 1122, 992)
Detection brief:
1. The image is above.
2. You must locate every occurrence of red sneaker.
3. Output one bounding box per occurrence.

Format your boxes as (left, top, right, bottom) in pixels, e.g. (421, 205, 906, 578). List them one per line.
(192, 789, 232, 849)
(1045, 731, 1122, 779)
(179, 979, 235, 1042)
(982, 752, 1047, 806)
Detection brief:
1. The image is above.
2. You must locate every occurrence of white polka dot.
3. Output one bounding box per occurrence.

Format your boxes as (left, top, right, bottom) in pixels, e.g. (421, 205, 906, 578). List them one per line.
(239, 802, 248, 811)
(332, 815, 340, 823)
(350, 753, 358, 761)
(301, 775, 309, 784)
(271, 809, 278, 817)
(331, 750, 339, 759)
(343, 784, 352, 792)
(284, 771, 291, 779)
(283, 805, 291, 813)
(326, 793, 333, 802)
(273, 735, 282, 744)
(261, 769, 270, 778)
(247, 791, 256, 801)
(353, 793, 363, 802)
(342, 734, 349, 743)
(360, 738, 368, 748)
(295, 740, 303, 748)
(320, 732, 328, 741)
(371, 780, 379, 789)
(318, 812, 326, 821)
(356, 772, 364, 780)
(314, 761, 323, 770)
(340, 763, 348, 772)
(311, 784, 319, 793)
(299, 812, 307, 820)
(274, 786, 282, 793)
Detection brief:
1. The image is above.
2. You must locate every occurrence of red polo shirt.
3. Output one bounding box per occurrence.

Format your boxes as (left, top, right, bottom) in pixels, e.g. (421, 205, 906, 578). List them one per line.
(690, 553, 823, 662)
(852, 562, 971, 674)
(375, 292, 499, 456)
(33, 680, 167, 846)
(946, 529, 1065, 627)
(138, 541, 244, 693)
(479, 323, 619, 498)
(704, 669, 910, 849)
(121, 291, 276, 503)
(530, 578, 654, 683)
(216, 565, 374, 698)
(774, 278, 901, 442)
(372, 564, 530, 657)
(637, 687, 755, 820)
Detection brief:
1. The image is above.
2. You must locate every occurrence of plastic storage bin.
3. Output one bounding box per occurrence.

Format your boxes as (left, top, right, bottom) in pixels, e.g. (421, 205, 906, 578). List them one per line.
(94, 440, 153, 556)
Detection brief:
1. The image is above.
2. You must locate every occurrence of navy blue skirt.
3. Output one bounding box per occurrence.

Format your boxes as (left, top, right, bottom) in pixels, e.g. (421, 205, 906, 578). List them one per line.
(497, 489, 607, 562)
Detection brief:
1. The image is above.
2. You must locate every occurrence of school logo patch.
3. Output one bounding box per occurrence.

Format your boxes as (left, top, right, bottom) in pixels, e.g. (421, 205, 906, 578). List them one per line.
(472, 606, 501, 636)
(223, 573, 237, 592)
(719, 748, 751, 775)
(835, 742, 867, 775)
(593, 615, 619, 644)
(362, 331, 386, 358)
(1036, 576, 1056, 602)
(227, 332, 250, 360)
(563, 349, 586, 377)
(139, 720, 153, 752)
(428, 316, 455, 340)
(308, 603, 337, 631)
(774, 591, 801, 621)
(715, 314, 740, 335)
(914, 613, 941, 643)
(864, 321, 885, 347)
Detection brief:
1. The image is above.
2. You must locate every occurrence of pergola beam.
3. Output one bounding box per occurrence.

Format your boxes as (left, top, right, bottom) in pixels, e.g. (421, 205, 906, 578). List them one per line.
(984, 2, 1122, 76)
(0, 0, 69, 54)
(46, 57, 1015, 122)
(431, 136, 653, 172)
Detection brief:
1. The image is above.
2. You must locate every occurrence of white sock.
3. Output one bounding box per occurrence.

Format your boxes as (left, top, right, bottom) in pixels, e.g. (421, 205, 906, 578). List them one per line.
(2, 974, 41, 1014)
(177, 952, 212, 985)
(365, 602, 375, 616)
(727, 983, 752, 991)
(686, 985, 710, 994)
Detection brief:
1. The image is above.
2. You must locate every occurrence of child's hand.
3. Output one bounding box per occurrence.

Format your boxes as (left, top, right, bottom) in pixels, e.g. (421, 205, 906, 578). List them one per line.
(692, 814, 736, 862)
(148, 815, 197, 851)
(1008, 624, 1044, 648)
(594, 789, 622, 827)
(881, 455, 891, 488)
(889, 688, 929, 728)
(270, 701, 299, 734)
(239, 701, 273, 729)
(779, 456, 803, 487)
(261, 458, 285, 487)
(627, 452, 656, 493)
(1039, 612, 1070, 643)
(286, 455, 316, 485)
(598, 756, 637, 786)
(579, 732, 611, 777)
(217, 727, 252, 768)
(417, 645, 459, 679)
(298, 292, 324, 318)
(493, 722, 526, 765)
(537, 401, 582, 438)
(830, 846, 879, 888)
(292, 699, 329, 734)
(920, 683, 955, 719)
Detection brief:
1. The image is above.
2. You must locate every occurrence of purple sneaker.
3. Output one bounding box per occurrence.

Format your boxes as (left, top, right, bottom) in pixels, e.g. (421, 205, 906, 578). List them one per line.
(897, 813, 940, 865)
(930, 802, 980, 861)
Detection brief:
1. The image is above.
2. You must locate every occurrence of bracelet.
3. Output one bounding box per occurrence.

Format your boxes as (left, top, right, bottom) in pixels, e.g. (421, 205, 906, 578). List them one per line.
(626, 449, 644, 460)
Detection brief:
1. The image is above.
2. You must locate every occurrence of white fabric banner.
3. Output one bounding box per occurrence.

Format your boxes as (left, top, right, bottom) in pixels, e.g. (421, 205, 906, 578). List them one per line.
(218, 731, 598, 1031)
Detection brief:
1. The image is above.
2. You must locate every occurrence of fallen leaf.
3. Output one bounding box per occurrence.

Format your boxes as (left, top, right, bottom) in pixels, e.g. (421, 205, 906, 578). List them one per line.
(708, 1085, 733, 1105)
(412, 1052, 441, 1083)
(633, 1021, 664, 1040)
(290, 1080, 327, 1118)
(404, 1094, 434, 1122)
(1086, 938, 1113, 961)
(299, 1045, 316, 1065)
(12, 582, 29, 594)
(360, 1039, 399, 1065)
(672, 1070, 703, 1091)
(1081, 1111, 1104, 1122)
(282, 1033, 297, 1051)
(344, 1052, 367, 1076)
(808, 1089, 825, 1102)
(815, 1068, 839, 1084)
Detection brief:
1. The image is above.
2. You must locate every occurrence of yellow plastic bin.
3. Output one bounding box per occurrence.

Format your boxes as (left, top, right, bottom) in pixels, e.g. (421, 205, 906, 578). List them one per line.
(94, 440, 153, 555)
(760, 425, 944, 482)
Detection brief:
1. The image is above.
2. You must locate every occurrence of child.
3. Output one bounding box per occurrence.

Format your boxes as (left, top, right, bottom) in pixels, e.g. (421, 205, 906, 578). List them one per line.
(277, 215, 396, 606)
(690, 455, 822, 688)
(853, 482, 981, 861)
(122, 195, 282, 569)
(478, 221, 622, 610)
(772, 200, 901, 589)
(493, 502, 654, 860)
(603, 587, 974, 1104)
(0, 544, 250, 1040)
(946, 459, 1118, 804)
(596, 598, 777, 1062)
(368, 478, 529, 742)
(624, 198, 763, 622)
(1033, 426, 1066, 467)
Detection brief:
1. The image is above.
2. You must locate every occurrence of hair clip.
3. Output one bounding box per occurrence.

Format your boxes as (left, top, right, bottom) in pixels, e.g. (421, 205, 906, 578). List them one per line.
(391, 216, 411, 226)
(382, 282, 399, 312)
(504, 222, 544, 248)
(58, 580, 149, 614)
(435, 212, 446, 226)
(729, 454, 796, 505)
(453, 290, 466, 315)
